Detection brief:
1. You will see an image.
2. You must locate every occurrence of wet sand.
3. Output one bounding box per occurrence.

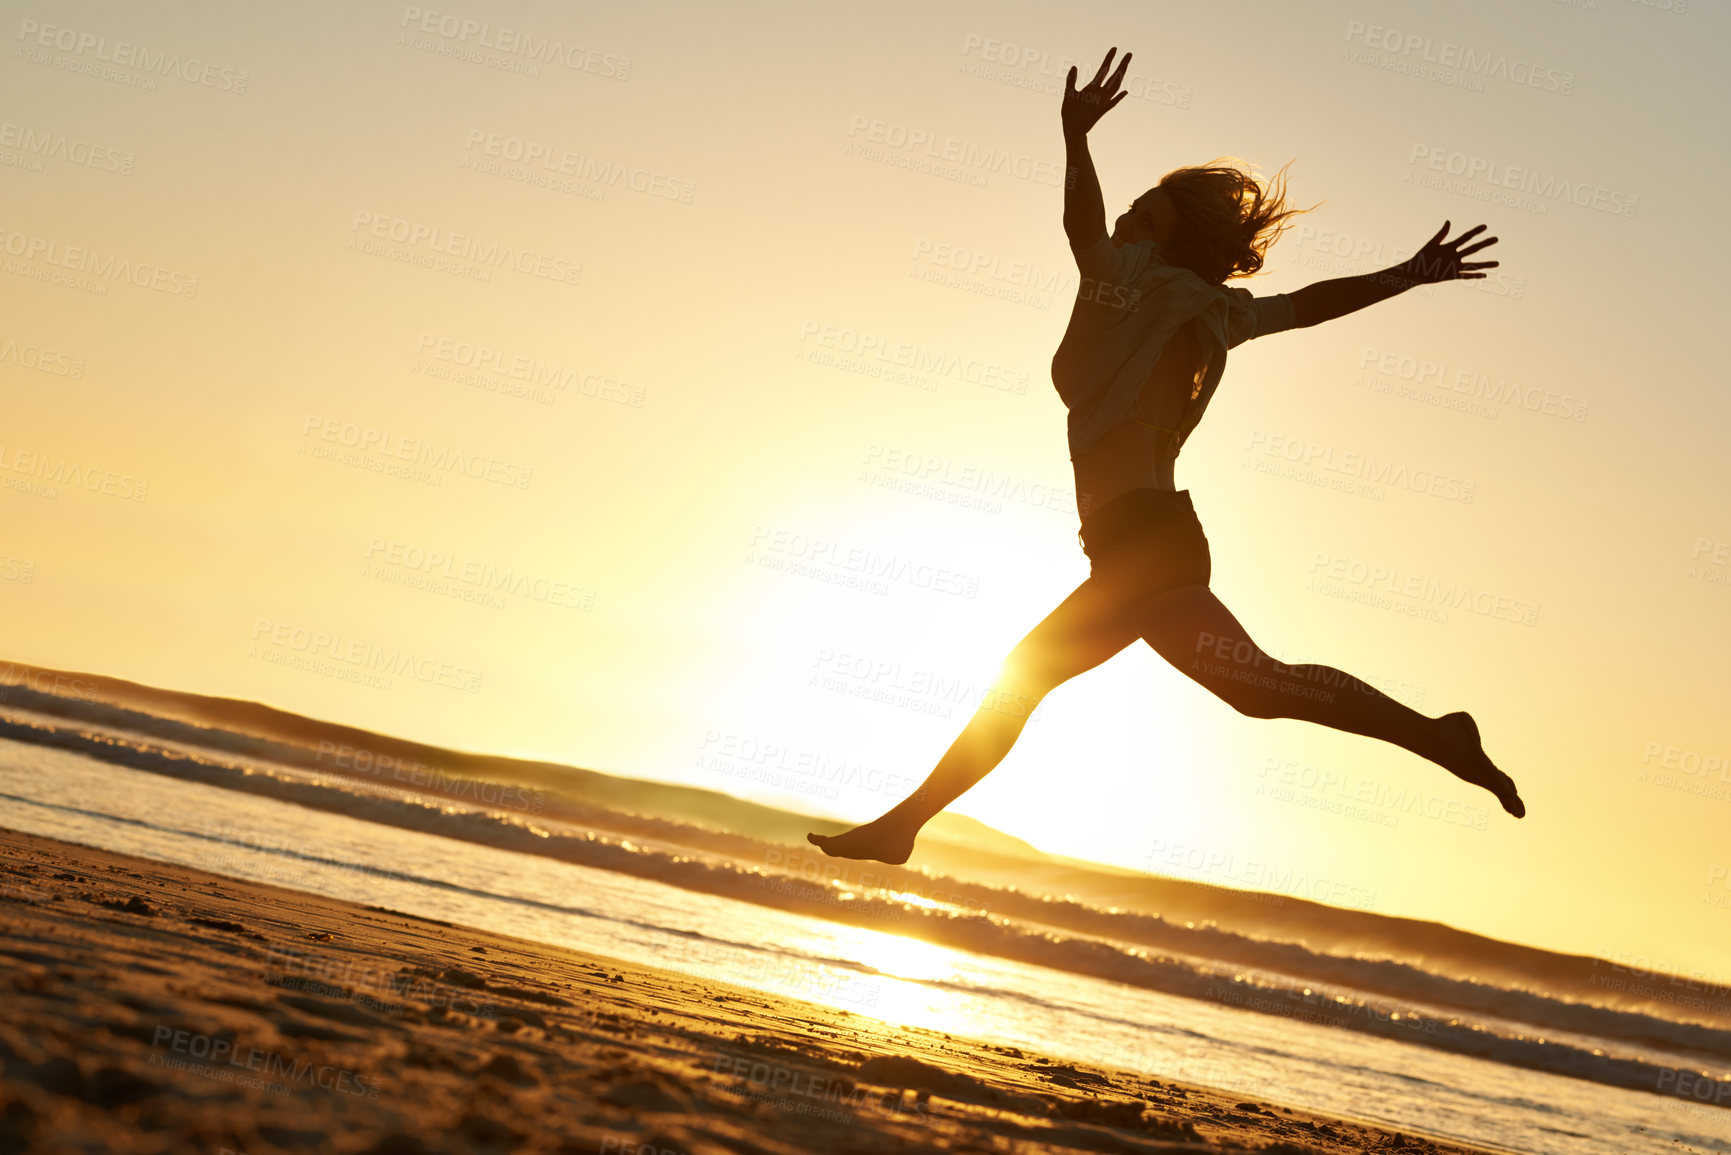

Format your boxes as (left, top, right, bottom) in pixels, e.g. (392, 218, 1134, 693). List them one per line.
(0, 827, 1502, 1154)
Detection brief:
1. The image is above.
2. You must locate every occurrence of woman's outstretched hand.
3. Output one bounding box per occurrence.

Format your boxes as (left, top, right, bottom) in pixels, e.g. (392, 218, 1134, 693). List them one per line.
(1402, 221, 1500, 284)
(1062, 48, 1132, 137)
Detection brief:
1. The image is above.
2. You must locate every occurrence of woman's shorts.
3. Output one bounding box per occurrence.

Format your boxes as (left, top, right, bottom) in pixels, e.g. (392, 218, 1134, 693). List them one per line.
(1077, 488, 1211, 591)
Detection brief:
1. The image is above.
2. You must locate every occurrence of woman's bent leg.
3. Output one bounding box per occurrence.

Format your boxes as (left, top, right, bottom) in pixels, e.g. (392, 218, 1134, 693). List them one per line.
(808, 574, 1147, 864)
(1135, 585, 1524, 816)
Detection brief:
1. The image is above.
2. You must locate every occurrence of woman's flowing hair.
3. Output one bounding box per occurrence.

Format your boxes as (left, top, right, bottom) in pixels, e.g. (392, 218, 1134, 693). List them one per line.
(1157, 158, 1317, 284)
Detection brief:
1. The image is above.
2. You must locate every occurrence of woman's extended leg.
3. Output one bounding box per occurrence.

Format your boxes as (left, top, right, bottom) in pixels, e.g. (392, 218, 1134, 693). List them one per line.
(1133, 585, 1524, 816)
(808, 574, 1148, 864)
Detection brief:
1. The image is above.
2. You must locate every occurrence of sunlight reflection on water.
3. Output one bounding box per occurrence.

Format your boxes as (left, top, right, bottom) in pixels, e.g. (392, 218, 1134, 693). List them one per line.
(1, 738, 1727, 1155)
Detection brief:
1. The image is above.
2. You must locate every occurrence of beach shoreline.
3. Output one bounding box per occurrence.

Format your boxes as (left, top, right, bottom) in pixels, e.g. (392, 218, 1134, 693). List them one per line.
(0, 825, 1508, 1154)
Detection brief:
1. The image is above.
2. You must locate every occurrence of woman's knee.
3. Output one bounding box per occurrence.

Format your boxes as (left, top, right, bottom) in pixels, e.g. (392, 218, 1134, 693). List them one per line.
(997, 650, 1066, 701)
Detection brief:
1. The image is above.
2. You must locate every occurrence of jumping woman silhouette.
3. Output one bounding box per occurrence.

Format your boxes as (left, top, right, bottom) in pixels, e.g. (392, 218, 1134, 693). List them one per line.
(809, 47, 1522, 868)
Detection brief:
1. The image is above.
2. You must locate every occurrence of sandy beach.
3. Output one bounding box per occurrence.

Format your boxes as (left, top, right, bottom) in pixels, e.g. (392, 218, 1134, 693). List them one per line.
(0, 826, 1508, 1155)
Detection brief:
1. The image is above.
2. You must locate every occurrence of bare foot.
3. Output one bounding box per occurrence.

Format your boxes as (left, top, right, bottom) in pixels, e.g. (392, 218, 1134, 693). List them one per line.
(807, 818, 917, 866)
(1437, 711, 1525, 818)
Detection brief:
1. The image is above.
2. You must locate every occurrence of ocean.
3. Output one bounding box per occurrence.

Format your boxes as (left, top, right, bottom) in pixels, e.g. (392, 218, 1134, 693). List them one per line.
(1, 732, 1727, 1155)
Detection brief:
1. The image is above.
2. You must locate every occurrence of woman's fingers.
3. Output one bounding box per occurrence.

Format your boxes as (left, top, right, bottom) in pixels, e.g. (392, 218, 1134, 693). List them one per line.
(1106, 51, 1132, 90)
(1090, 48, 1117, 86)
(1414, 227, 1504, 279)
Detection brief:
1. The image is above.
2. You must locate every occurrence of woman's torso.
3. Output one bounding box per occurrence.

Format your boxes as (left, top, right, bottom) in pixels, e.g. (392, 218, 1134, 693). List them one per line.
(1072, 320, 1206, 520)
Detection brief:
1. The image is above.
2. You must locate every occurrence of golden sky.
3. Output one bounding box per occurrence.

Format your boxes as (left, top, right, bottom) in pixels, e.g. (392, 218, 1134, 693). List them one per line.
(3, 0, 1728, 982)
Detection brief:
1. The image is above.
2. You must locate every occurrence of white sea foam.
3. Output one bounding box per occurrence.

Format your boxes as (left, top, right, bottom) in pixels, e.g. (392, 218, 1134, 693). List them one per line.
(1, 710, 1724, 1110)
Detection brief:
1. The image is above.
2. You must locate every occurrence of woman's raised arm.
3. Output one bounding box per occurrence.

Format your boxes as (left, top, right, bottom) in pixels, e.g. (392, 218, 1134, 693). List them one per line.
(1062, 48, 1131, 250)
